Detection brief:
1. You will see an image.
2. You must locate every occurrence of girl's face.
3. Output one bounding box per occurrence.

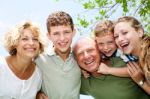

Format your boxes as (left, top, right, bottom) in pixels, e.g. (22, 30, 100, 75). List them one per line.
(96, 34, 117, 57)
(114, 22, 143, 56)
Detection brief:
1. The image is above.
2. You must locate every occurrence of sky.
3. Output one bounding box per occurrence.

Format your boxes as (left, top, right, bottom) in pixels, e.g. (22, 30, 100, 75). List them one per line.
(0, 0, 94, 98)
(0, 0, 85, 55)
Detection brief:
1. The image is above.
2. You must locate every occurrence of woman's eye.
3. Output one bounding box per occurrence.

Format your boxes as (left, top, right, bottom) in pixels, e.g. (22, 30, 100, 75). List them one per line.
(22, 38, 28, 41)
(33, 38, 38, 41)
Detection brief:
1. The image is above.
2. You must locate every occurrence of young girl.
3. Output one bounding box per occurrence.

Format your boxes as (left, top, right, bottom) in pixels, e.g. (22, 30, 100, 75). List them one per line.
(0, 21, 45, 98)
(113, 16, 150, 94)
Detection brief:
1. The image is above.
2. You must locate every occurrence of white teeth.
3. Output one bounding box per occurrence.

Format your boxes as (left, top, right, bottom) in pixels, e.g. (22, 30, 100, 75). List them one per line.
(26, 48, 35, 51)
(85, 59, 94, 65)
(59, 42, 67, 46)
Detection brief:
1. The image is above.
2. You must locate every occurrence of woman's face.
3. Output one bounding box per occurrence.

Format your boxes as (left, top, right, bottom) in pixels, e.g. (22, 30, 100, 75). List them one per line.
(114, 22, 143, 56)
(16, 29, 40, 59)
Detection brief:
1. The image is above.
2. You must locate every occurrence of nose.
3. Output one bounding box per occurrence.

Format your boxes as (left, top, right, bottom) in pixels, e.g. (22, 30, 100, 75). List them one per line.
(115, 35, 124, 45)
(83, 51, 89, 59)
(29, 39, 34, 45)
(60, 34, 65, 41)
(103, 44, 108, 50)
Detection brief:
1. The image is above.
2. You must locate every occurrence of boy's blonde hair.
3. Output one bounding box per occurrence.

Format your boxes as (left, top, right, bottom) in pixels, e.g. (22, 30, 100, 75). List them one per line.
(46, 11, 74, 33)
(4, 21, 45, 55)
(94, 20, 114, 37)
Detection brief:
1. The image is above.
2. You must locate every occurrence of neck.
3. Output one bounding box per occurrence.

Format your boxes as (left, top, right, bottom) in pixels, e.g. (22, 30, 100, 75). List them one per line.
(55, 48, 71, 61)
(132, 43, 141, 57)
(91, 71, 102, 77)
(8, 55, 33, 74)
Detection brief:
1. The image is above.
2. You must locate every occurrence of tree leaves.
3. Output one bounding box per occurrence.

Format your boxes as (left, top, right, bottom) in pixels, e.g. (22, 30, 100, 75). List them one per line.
(76, 0, 150, 35)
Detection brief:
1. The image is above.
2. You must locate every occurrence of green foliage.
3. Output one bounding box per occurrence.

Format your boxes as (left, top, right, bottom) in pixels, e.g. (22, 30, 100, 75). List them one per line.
(76, 0, 150, 34)
(77, 16, 89, 28)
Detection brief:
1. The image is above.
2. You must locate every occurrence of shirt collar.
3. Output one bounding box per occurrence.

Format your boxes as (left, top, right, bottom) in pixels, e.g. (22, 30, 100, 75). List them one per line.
(46, 47, 73, 57)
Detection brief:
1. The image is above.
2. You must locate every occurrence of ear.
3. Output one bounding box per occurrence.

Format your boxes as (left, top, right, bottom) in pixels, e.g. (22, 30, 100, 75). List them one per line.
(138, 28, 144, 38)
(47, 32, 51, 40)
(72, 28, 76, 36)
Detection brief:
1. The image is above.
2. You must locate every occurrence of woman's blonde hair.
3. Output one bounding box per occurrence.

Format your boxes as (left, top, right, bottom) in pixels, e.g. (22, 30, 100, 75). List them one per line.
(139, 35, 150, 84)
(4, 21, 45, 55)
(114, 16, 143, 32)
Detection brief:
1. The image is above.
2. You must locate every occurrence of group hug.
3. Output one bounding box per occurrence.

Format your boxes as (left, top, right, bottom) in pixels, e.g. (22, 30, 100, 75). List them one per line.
(0, 11, 150, 99)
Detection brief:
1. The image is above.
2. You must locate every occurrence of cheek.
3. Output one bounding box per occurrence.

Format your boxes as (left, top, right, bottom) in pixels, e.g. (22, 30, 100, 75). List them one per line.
(77, 57, 83, 64)
(115, 39, 119, 46)
(110, 44, 117, 50)
(98, 46, 103, 51)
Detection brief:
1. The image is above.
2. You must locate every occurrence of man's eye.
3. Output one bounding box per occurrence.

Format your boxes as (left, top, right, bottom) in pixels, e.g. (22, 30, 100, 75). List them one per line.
(122, 31, 127, 35)
(114, 35, 118, 39)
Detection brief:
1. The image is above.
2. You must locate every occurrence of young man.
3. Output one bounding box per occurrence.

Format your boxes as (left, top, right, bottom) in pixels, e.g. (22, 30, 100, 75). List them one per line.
(73, 36, 149, 99)
(36, 11, 81, 99)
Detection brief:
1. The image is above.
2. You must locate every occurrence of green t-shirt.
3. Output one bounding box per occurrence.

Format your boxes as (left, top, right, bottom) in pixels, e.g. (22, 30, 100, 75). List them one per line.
(80, 57, 149, 99)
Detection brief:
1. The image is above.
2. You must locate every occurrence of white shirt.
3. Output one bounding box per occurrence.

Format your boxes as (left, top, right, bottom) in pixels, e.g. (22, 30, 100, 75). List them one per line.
(0, 56, 42, 99)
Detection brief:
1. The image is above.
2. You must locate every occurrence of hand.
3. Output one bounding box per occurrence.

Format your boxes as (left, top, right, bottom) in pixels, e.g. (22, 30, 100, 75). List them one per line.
(81, 69, 90, 78)
(98, 63, 110, 75)
(36, 91, 48, 99)
(127, 61, 144, 83)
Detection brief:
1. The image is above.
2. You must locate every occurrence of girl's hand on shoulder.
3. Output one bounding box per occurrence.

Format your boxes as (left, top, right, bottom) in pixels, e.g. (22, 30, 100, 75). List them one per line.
(81, 69, 90, 78)
(127, 61, 144, 84)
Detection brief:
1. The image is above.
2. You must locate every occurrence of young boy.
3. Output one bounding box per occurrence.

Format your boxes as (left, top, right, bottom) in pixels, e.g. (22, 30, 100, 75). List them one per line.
(94, 20, 129, 77)
(36, 11, 81, 99)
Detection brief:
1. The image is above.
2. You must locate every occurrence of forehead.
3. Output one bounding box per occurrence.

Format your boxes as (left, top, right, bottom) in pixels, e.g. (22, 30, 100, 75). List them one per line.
(96, 34, 114, 39)
(49, 25, 72, 32)
(21, 28, 38, 37)
(114, 22, 132, 31)
(76, 38, 96, 53)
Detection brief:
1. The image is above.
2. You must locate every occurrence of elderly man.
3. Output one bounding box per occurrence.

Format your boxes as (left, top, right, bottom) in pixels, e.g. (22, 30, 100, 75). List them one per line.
(73, 37, 149, 99)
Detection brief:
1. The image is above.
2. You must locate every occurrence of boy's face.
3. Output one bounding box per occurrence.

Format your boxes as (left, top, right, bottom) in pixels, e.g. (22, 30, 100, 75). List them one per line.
(96, 34, 117, 57)
(47, 25, 75, 54)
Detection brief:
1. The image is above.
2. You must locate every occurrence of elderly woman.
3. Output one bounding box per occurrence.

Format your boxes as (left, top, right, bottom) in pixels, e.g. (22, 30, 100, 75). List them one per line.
(0, 21, 45, 99)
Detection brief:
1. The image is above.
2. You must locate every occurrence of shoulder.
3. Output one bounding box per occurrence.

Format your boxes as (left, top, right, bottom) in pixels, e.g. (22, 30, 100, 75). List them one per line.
(111, 57, 126, 67)
(35, 53, 49, 63)
(33, 66, 42, 80)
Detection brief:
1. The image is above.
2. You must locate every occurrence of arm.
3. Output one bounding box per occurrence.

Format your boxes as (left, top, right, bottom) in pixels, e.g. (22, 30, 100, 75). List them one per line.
(81, 69, 90, 78)
(98, 63, 130, 77)
(127, 61, 150, 95)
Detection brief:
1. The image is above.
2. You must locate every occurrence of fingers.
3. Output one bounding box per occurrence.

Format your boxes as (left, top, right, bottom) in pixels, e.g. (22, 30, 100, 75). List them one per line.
(81, 70, 90, 78)
(127, 61, 144, 83)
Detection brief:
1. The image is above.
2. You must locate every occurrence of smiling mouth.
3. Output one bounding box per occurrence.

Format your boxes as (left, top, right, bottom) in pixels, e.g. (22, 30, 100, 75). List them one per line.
(120, 42, 129, 50)
(59, 42, 68, 47)
(104, 50, 111, 54)
(84, 59, 95, 66)
(25, 48, 36, 51)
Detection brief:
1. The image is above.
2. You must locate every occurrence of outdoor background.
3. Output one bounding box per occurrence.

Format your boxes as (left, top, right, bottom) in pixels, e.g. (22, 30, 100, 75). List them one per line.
(0, 0, 149, 99)
(0, 0, 93, 98)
